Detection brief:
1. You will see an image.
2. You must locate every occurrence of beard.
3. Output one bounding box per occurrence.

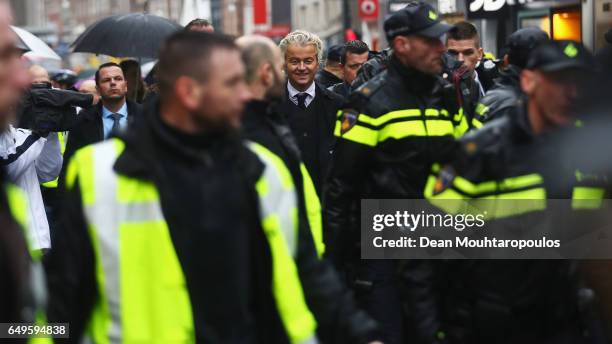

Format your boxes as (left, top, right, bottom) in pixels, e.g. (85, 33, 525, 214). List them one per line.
(192, 113, 238, 134)
(191, 95, 241, 135)
(264, 69, 285, 105)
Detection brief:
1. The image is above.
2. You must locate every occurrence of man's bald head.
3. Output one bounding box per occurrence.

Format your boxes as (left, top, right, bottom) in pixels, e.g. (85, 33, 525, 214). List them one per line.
(236, 35, 281, 83)
(29, 65, 49, 84)
(78, 79, 100, 103)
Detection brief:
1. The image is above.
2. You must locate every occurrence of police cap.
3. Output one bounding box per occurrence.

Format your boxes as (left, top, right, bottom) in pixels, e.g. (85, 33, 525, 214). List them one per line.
(506, 28, 549, 68)
(526, 40, 594, 73)
(384, 2, 453, 41)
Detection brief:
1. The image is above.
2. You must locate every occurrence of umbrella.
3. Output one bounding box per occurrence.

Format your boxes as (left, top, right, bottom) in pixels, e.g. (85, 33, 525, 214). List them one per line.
(11, 26, 60, 60)
(140, 60, 156, 78)
(71, 13, 182, 59)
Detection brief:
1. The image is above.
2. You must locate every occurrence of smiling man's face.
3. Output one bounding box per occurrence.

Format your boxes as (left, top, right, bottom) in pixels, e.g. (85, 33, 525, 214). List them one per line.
(284, 43, 318, 92)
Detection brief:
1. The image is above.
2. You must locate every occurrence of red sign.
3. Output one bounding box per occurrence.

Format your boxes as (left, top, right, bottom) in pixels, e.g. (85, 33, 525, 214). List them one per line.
(253, 0, 268, 25)
(254, 25, 291, 38)
(359, 0, 379, 22)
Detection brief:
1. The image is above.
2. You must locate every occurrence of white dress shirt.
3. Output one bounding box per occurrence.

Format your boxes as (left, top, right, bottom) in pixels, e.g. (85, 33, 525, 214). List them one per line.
(287, 80, 316, 108)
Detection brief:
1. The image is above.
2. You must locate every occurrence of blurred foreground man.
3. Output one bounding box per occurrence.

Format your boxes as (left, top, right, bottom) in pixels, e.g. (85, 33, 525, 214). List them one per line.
(424, 40, 597, 344)
(237, 34, 380, 344)
(324, 3, 470, 343)
(47, 31, 282, 343)
(0, 0, 51, 337)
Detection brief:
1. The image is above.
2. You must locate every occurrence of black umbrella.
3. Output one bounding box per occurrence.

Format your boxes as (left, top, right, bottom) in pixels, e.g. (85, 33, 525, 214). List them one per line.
(71, 13, 182, 58)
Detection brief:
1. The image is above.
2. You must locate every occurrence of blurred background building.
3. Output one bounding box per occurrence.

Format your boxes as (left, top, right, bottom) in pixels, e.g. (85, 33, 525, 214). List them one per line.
(8, 0, 611, 70)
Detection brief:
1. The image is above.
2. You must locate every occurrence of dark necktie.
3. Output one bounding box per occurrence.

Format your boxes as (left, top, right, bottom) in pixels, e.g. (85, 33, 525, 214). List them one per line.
(110, 113, 123, 135)
(296, 92, 308, 110)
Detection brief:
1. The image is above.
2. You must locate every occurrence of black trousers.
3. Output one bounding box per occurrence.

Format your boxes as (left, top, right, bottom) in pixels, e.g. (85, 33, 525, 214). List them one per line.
(353, 260, 404, 344)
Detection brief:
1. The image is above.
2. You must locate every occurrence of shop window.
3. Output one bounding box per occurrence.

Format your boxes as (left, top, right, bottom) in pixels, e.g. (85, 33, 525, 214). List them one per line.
(520, 15, 551, 36)
(552, 8, 581, 41)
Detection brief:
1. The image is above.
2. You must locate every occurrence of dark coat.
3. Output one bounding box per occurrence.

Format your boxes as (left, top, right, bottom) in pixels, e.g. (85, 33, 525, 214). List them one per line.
(47, 102, 287, 343)
(64, 100, 142, 161)
(478, 65, 522, 123)
(315, 69, 343, 89)
(61, 100, 142, 186)
(328, 82, 351, 100)
(277, 83, 343, 195)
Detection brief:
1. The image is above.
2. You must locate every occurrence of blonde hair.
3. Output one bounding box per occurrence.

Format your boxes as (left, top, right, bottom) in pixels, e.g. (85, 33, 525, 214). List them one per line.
(279, 30, 323, 62)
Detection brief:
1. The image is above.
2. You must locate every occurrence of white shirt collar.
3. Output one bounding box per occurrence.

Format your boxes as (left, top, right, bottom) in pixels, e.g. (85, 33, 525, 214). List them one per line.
(287, 80, 316, 101)
(474, 70, 485, 97)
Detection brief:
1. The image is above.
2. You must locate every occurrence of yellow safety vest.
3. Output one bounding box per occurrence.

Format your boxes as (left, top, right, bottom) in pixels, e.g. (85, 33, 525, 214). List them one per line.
(41, 132, 66, 189)
(248, 142, 318, 343)
(65, 138, 318, 344)
(5, 184, 53, 344)
(299, 163, 325, 257)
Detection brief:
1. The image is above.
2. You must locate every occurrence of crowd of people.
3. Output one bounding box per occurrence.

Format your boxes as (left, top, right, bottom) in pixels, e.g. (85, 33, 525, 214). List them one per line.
(1, 0, 612, 343)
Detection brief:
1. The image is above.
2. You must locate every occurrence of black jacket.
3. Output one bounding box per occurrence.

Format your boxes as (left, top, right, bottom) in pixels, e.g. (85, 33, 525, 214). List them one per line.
(46, 102, 287, 343)
(277, 83, 343, 195)
(241, 100, 379, 344)
(351, 49, 391, 91)
(475, 58, 501, 93)
(0, 170, 35, 332)
(17, 87, 93, 132)
(328, 82, 351, 100)
(63, 100, 142, 166)
(315, 69, 343, 89)
(323, 56, 465, 267)
(477, 65, 522, 122)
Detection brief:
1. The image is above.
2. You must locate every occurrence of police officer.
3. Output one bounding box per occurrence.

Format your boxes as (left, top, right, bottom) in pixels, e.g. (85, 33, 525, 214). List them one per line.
(236, 35, 380, 344)
(476, 28, 549, 122)
(424, 40, 597, 344)
(324, 3, 470, 343)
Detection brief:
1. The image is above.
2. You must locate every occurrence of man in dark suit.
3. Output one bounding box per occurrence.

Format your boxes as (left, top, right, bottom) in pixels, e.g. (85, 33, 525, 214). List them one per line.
(278, 30, 343, 195)
(63, 62, 142, 166)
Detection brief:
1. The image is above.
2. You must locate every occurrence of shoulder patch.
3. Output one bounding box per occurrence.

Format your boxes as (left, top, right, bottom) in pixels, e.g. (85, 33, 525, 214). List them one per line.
(340, 109, 359, 135)
(433, 165, 456, 195)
